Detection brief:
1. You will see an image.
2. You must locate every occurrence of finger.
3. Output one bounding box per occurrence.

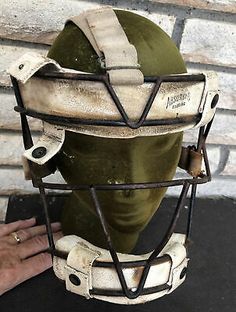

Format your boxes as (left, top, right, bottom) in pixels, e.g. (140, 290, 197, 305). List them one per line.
(18, 231, 63, 259)
(0, 218, 36, 237)
(15, 252, 52, 286)
(9, 222, 61, 244)
(3, 232, 22, 245)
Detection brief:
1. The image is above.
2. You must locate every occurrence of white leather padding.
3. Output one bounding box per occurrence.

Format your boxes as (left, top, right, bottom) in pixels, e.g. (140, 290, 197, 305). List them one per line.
(53, 233, 188, 304)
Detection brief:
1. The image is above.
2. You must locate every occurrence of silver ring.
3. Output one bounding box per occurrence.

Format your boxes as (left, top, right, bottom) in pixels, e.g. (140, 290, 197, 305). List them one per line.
(11, 231, 21, 244)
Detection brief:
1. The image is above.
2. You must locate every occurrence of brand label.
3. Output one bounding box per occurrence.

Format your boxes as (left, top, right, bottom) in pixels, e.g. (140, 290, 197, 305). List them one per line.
(166, 91, 191, 109)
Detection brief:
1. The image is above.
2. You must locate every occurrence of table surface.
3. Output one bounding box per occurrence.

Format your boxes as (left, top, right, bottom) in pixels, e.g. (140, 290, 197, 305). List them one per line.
(0, 195, 235, 312)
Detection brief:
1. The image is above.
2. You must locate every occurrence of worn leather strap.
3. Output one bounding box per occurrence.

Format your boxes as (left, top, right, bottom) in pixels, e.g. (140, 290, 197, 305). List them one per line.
(69, 7, 144, 85)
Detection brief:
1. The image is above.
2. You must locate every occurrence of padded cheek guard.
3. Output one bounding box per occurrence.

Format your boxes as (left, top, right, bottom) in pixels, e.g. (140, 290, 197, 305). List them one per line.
(54, 233, 188, 304)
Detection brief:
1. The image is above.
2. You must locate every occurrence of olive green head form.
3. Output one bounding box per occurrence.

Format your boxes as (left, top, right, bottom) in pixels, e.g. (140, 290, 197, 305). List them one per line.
(48, 9, 186, 253)
(48, 9, 186, 76)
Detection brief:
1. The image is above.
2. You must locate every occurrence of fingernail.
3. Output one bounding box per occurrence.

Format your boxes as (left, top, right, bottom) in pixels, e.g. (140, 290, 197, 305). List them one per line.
(51, 222, 61, 230)
(26, 217, 36, 222)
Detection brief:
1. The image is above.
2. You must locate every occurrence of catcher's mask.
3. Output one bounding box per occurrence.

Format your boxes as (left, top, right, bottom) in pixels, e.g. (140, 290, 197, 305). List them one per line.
(9, 7, 219, 305)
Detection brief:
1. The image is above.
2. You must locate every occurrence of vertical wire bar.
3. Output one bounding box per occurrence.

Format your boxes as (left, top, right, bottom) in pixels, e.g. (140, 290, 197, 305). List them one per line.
(202, 143, 211, 180)
(10, 76, 33, 149)
(135, 78, 162, 127)
(90, 187, 133, 299)
(196, 126, 205, 152)
(11, 76, 55, 258)
(91, 182, 190, 299)
(203, 118, 214, 144)
(185, 126, 204, 244)
(186, 184, 197, 242)
(201, 118, 214, 180)
(130, 182, 190, 298)
(38, 183, 55, 259)
(148, 181, 190, 262)
(103, 78, 130, 124)
(185, 113, 215, 246)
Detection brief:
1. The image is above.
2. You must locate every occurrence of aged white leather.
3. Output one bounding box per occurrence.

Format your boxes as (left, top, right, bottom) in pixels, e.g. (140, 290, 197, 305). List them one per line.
(53, 233, 188, 304)
(8, 52, 218, 166)
(69, 7, 144, 85)
(8, 51, 218, 165)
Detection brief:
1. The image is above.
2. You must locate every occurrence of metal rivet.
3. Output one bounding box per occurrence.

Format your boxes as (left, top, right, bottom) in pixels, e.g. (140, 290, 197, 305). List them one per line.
(32, 147, 47, 159)
(69, 274, 81, 286)
(19, 64, 24, 70)
(180, 267, 187, 279)
(211, 94, 219, 109)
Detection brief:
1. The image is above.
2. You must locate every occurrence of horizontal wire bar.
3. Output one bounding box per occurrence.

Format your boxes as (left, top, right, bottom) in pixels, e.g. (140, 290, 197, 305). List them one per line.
(35, 71, 205, 83)
(33, 175, 210, 191)
(14, 106, 201, 128)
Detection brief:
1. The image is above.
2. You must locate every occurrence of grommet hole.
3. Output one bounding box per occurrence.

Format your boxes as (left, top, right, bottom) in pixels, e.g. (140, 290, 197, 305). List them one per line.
(69, 274, 81, 286)
(211, 94, 219, 109)
(180, 267, 188, 279)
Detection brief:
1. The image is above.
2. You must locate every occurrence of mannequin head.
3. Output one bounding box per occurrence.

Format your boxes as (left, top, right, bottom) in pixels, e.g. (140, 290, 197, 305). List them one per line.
(48, 9, 186, 252)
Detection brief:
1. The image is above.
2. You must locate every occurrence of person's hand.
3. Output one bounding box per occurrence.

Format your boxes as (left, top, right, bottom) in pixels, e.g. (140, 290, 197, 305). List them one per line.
(0, 218, 62, 296)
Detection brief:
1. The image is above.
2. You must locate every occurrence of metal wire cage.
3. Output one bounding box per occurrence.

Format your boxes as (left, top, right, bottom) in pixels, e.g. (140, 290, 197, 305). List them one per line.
(10, 71, 217, 299)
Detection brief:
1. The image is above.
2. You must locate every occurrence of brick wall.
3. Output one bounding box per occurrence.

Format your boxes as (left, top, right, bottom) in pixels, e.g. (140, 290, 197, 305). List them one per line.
(0, 0, 235, 220)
